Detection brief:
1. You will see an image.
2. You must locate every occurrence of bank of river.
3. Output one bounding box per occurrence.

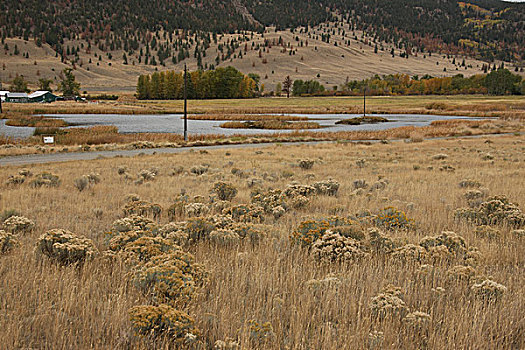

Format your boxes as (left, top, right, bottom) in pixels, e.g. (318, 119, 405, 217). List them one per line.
(0, 113, 492, 139)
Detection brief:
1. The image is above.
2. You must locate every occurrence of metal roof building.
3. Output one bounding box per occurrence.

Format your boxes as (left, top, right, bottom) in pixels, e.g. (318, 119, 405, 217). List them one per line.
(6, 92, 29, 103)
(28, 91, 59, 103)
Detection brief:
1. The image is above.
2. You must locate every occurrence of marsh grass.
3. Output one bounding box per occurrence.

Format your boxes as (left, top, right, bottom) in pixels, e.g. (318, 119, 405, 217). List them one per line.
(0, 135, 523, 348)
(3, 95, 524, 120)
(1, 119, 522, 158)
(220, 120, 323, 130)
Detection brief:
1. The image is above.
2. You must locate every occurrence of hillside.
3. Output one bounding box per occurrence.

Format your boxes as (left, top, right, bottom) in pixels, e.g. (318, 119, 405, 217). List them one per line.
(0, 0, 523, 93)
(1, 0, 523, 62)
(1, 23, 522, 94)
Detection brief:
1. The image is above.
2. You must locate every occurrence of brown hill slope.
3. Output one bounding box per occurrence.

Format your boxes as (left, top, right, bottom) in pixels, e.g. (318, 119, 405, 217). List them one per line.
(0, 21, 521, 94)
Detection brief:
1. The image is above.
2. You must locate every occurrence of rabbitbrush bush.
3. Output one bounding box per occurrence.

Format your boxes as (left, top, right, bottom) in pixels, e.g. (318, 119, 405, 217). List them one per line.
(3, 215, 35, 234)
(311, 230, 369, 263)
(134, 250, 207, 303)
(209, 229, 241, 246)
(471, 279, 507, 301)
(36, 229, 97, 265)
(29, 172, 61, 188)
(312, 179, 340, 196)
(184, 203, 210, 217)
(369, 285, 409, 320)
(129, 304, 198, 339)
(0, 230, 19, 254)
(298, 159, 314, 170)
(212, 181, 238, 201)
(123, 199, 162, 219)
(454, 195, 525, 228)
(291, 216, 355, 247)
(374, 207, 414, 230)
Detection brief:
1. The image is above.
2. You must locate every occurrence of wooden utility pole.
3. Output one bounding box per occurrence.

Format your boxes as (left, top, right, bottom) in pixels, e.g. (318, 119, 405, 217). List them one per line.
(183, 64, 188, 141)
(363, 87, 366, 117)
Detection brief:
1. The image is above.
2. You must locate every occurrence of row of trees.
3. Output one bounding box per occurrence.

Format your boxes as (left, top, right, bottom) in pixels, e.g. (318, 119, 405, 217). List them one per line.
(136, 66, 259, 99)
(341, 69, 524, 96)
(281, 69, 523, 97)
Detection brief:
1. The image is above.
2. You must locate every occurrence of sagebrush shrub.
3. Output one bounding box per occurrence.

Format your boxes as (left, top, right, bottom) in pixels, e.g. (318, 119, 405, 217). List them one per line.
(374, 207, 414, 230)
(224, 204, 264, 223)
(36, 229, 97, 265)
(212, 182, 238, 201)
(0, 230, 19, 254)
(283, 184, 316, 198)
(123, 199, 162, 219)
(291, 220, 330, 246)
(190, 165, 208, 175)
(311, 230, 369, 263)
(471, 279, 507, 301)
(369, 285, 409, 320)
(404, 311, 431, 328)
(111, 215, 157, 233)
(313, 179, 340, 196)
(209, 229, 241, 246)
(185, 217, 215, 242)
(391, 244, 429, 263)
(368, 228, 397, 254)
(419, 231, 467, 257)
(3, 215, 35, 234)
(29, 172, 61, 188)
(122, 236, 180, 262)
(129, 304, 198, 339)
(185, 203, 210, 217)
(134, 250, 207, 303)
(454, 195, 525, 228)
(74, 176, 90, 191)
(298, 159, 314, 170)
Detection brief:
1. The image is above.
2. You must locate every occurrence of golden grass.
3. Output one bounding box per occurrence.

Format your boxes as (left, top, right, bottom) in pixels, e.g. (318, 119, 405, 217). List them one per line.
(187, 114, 309, 121)
(3, 114, 69, 128)
(0, 134, 523, 348)
(220, 120, 323, 130)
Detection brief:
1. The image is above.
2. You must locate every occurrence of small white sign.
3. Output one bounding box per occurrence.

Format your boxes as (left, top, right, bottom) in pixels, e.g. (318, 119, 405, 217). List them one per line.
(43, 136, 55, 144)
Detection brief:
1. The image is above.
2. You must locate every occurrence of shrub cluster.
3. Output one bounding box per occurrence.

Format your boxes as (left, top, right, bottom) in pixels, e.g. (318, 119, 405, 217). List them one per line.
(0, 230, 19, 254)
(123, 196, 162, 219)
(3, 215, 35, 234)
(311, 230, 369, 263)
(29, 172, 61, 188)
(36, 229, 97, 265)
(455, 195, 525, 227)
(211, 182, 238, 201)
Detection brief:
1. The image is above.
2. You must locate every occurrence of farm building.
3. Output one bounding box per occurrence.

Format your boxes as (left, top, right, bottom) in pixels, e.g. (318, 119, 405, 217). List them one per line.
(0, 91, 8, 102)
(28, 91, 59, 103)
(6, 92, 29, 103)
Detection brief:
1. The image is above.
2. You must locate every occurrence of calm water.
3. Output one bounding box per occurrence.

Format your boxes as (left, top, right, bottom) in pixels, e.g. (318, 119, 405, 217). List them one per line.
(0, 113, 489, 139)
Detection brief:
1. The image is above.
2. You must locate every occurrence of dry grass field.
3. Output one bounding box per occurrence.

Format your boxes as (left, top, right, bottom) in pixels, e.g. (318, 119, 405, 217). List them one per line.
(1, 134, 524, 349)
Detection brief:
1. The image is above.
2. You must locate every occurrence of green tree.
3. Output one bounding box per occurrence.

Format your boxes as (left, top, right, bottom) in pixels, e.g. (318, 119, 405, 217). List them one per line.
(136, 75, 150, 99)
(275, 82, 282, 96)
(58, 68, 80, 96)
(484, 69, 522, 95)
(11, 75, 29, 92)
(38, 78, 53, 91)
(282, 76, 293, 98)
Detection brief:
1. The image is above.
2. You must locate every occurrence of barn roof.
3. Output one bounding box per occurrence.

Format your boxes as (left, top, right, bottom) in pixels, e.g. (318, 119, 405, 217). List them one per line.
(7, 92, 28, 98)
(29, 91, 52, 98)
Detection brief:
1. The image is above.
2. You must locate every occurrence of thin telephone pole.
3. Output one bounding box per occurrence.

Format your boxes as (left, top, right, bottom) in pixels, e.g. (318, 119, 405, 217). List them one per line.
(363, 87, 366, 117)
(183, 64, 188, 141)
